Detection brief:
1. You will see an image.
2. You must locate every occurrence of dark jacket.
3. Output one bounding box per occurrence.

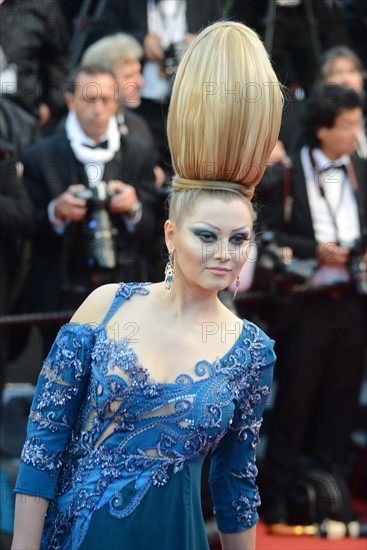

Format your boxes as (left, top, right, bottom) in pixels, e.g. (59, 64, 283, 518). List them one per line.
(0, 159, 35, 315)
(261, 150, 367, 259)
(229, 0, 347, 48)
(124, 109, 157, 155)
(229, 0, 348, 92)
(85, 0, 224, 48)
(0, 0, 70, 118)
(22, 130, 158, 311)
(0, 96, 40, 157)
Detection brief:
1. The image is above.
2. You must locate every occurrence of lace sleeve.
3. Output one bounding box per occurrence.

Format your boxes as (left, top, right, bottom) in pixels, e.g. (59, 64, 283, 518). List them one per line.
(209, 329, 275, 533)
(14, 323, 95, 500)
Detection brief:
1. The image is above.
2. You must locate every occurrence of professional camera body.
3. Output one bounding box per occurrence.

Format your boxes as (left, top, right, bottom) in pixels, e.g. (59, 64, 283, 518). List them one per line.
(254, 231, 319, 294)
(255, 233, 367, 297)
(340, 239, 367, 295)
(73, 184, 119, 209)
(161, 41, 188, 78)
(74, 182, 119, 269)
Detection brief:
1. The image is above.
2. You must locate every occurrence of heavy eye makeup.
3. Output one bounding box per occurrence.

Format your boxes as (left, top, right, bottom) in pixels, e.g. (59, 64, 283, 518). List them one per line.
(191, 228, 251, 245)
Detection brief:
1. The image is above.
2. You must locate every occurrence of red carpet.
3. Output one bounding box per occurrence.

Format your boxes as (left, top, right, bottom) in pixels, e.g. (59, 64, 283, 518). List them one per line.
(256, 519, 367, 550)
(210, 500, 367, 550)
(256, 499, 367, 550)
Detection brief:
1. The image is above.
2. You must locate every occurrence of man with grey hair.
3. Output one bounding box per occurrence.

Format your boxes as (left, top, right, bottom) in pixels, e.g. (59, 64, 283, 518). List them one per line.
(82, 33, 165, 187)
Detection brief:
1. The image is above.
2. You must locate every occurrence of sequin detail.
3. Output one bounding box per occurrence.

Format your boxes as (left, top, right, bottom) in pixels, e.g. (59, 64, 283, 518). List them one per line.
(233, 488, 261, 527)
(21, 436, 64, 476)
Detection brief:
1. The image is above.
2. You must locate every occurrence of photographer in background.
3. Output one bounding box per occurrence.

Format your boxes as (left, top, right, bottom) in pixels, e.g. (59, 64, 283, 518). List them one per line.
(260, 84, 367, 525)
(23, 64, 157, 353)
(0, 142, 35, 394)
(229, 0, 348, 96)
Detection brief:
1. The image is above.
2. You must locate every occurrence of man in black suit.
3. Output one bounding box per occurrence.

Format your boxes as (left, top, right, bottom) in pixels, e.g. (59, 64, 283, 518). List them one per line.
(229, 0, 348, 95)
(23, 65, 157, 347)
(259, 84, 367, 524)
(0, 149, 35, 390)
(85, 0, 223, 50)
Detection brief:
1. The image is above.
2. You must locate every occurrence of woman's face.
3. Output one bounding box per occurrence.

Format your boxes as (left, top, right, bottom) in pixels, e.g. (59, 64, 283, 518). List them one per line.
(324, 57, 364, 92)
(165, 197, 253, 293)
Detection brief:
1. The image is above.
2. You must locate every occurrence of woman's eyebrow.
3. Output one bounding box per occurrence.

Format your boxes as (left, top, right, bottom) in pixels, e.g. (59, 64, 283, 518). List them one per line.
(192, 223, 249, 232)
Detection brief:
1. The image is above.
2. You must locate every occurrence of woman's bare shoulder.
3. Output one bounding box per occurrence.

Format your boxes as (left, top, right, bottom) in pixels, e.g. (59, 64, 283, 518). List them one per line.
(70, 284, 120, 327)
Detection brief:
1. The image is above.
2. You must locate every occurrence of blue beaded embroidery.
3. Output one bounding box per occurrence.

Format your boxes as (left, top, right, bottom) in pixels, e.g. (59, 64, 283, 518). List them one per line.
(17, 282, 275, 549)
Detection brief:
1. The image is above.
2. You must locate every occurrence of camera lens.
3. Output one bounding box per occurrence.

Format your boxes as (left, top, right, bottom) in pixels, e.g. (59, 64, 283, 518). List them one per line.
(349, 253, 367, 295)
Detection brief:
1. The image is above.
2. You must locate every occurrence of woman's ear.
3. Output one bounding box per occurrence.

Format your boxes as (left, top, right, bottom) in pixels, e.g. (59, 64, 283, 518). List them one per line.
(164, 219, 176, 252)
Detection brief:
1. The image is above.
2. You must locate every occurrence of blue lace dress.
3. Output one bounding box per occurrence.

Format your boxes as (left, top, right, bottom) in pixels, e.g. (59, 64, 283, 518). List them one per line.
(15, 282, 275, 550)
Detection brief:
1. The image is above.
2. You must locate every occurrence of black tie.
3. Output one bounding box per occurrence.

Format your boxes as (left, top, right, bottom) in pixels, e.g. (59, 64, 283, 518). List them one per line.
(319, 164, 347, 174)
(83, 140, 109, 150)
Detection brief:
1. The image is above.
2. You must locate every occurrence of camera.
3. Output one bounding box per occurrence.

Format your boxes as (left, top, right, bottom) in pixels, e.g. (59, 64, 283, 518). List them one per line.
(74, 185, 119, 209)
(73, 182, 119, 269)
(161, 41, 188, 78)
(341, 239, 367, 296)
(254, 231, 319, 294)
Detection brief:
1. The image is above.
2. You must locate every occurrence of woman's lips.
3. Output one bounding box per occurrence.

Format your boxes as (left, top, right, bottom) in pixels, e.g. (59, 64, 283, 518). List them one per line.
(206, 267, 231, 276)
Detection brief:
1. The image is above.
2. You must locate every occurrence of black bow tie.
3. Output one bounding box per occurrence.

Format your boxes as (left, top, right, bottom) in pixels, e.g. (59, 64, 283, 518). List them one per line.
(319, 164, 347, 174)
(83, 140, 109, 150)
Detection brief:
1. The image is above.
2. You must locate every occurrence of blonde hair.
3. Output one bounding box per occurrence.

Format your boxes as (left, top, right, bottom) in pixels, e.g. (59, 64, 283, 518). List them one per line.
(167, 21, 283, 200)
(169, 188, 253, 227)
(81, 33, 143, 69)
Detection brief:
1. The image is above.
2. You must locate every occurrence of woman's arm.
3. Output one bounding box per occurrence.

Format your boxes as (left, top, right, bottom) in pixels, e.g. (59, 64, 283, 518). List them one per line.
(12, 285, 119, 549)
(209, 330, 276, 537)
(219, 525, 256, 550)
(12, 494, 49, 550)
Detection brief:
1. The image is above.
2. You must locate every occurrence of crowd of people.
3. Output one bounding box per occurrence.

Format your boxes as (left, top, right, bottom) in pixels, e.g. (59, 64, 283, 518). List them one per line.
(0, 0, 366, 547)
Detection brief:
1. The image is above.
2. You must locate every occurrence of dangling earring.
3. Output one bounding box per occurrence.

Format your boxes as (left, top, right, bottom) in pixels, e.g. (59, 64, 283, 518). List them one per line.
(233, 276, 240, 300)
(165, 250, 174, 292)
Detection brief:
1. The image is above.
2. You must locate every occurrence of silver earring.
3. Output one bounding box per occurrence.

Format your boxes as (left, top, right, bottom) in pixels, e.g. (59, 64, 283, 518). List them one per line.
(165, 251, 174, 292)
(233, 276, 240, 300)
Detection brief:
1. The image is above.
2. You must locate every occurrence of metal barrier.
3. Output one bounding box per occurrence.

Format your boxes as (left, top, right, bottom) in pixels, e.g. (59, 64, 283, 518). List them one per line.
(0, 310, 75, 329)
(0, 290, 274, 329)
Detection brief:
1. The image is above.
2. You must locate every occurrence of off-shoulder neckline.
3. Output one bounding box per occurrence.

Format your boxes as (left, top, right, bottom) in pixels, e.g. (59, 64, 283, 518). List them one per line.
(57, 282, 253, 386)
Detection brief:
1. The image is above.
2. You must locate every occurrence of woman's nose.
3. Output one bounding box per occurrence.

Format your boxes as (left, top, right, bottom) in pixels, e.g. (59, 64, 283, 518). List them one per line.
(213, 241, 231, 262)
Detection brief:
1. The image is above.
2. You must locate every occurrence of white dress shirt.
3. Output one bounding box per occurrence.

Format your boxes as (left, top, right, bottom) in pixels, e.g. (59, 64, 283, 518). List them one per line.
(141, 0, 187, 102)
(300, 146, 361, 286)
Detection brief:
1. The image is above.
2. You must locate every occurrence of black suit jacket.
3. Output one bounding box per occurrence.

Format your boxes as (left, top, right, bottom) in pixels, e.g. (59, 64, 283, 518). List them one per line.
(23, 130, 157, 311)
(124, 109, 159, 162)
(86, 0, 224, 48)
(229, 0, 347, 48)
(0, 159, 35, 315)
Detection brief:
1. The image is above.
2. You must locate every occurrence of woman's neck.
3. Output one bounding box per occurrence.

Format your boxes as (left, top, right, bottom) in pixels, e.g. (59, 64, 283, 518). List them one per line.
(154, 281, 223, 322)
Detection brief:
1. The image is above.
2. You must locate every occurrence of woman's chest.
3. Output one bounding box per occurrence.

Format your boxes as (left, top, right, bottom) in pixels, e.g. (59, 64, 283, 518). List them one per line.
(102, 320, 244, 385)
(74, 366, 238, 462)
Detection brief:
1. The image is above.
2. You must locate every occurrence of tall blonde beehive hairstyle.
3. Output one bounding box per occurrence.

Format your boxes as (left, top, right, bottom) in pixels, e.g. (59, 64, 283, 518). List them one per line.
(167, 21, 283, 200)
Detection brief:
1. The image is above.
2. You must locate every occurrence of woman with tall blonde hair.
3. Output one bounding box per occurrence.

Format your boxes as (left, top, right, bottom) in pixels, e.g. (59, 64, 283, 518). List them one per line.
(12, 21, 283, 550)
